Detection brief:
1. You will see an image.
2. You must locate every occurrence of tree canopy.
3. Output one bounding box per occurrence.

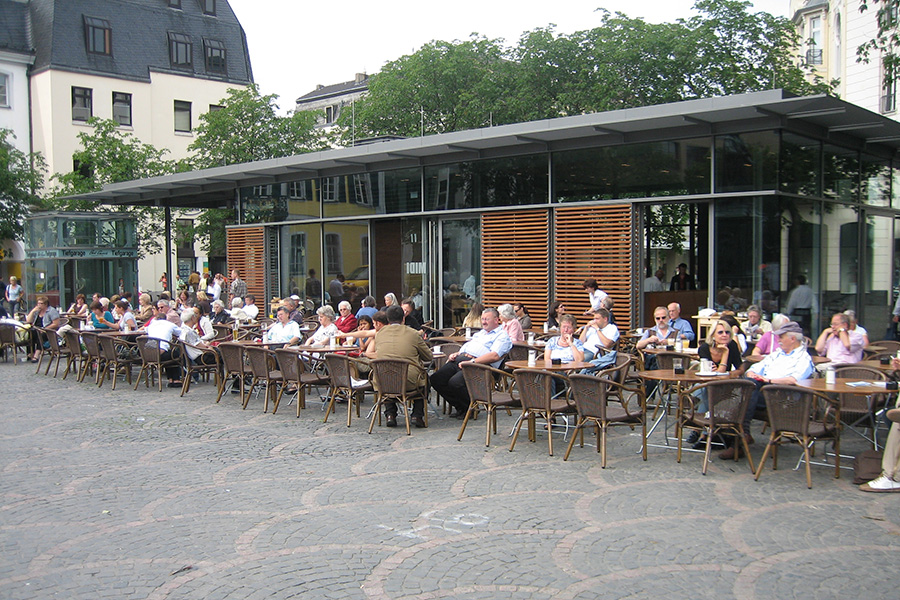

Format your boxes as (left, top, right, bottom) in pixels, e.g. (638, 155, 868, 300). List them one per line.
(0, 129, 45, 245)
(343, 0, 833, 139)
(857, 1, 900, 88)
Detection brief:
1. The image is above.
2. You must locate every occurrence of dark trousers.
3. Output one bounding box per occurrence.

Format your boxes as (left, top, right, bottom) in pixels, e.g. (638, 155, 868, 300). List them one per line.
(161, 348, 182, 380)
(743, 378, 768, 430)
(430, 357, 469, 413)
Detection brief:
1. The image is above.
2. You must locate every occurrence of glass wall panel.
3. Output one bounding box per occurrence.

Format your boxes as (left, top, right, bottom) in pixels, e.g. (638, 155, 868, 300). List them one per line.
(323, 220, 370, 311)
(715, 131, 778, 193)
(554, 138, 712, 202)
(713, 197, 821, 336)
(279, 223, 321, 308)
(780, 133, 820, 196)
(820, 202, 860, 332)
(823, 144, 858, 202)
(861, 154, 891, 207)
(240, 180, 320, 224)
(440, 218, 480, 328)
(323, 168, 421, 218)
(424, 154, 547, 211)
(863, 213, 893, 340)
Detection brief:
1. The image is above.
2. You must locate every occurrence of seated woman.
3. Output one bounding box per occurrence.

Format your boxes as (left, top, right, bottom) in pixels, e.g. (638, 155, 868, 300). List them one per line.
(90, 301, 116, 330)
(194, 303, 216, 342)
(265, 306, 302, 345)
(67, 294, 89, 317)
(544, 314, 584, 363)
(210, 300, 230, 325)
(498, 303, 524, 342)
(751, 313, 789, 357)
(739, 304, 771, 341)
(308, 305, 340, 346)
(382, 292, 399, 310)
(719, 313, 748, 355)
(136, 293, 154, 322)
(335, 301, 358, 333)
(334, 314, 376, 350)
(461, 302, 484, 329)
(113, 300, 138, 331)
(545, 301, 566, 331)
(514, 303, 532, 329)
(175, 290, 191, 313)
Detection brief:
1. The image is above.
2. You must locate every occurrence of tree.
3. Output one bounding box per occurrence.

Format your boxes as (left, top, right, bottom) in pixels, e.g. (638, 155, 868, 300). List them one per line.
(189, 83, 327, 167)
(348, 1, 832, 139)
(0, 129, 46, 244)
(857, 1, 900, 90)
(48, 118, 182, 257)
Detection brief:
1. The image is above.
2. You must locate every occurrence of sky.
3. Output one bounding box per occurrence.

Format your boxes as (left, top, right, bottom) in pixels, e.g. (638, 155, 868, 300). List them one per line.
(226, 0, 791, 113)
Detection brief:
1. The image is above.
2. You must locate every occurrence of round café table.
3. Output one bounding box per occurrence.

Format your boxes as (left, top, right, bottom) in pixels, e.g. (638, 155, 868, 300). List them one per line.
(505, 360, 593, 372)
(637, 368, 725, 448)
(745, 353, 831, 364)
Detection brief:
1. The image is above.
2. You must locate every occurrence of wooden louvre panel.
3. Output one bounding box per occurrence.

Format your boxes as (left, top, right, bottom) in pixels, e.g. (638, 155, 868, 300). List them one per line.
(482, 209, 551, 324)
(554, 205, 634, 329)
(226, 226, 266, 306)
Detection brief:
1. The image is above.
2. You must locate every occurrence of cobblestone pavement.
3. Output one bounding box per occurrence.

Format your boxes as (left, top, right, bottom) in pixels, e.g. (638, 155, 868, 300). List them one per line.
(1, 360, 898, 599)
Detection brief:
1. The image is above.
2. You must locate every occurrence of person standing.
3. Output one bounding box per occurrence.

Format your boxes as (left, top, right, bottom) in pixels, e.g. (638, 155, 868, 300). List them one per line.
(159, 272, 168, 291)
(5, 276, 22, 315)
(582, 278, 608, 315)
(306, 269, 322, 307)
(229, 269, 246, 304)
(188, 270, 200, 294)
(785, 274, 816, 335)
(207, 273, 222, 302)
(669, 263, 696, 291)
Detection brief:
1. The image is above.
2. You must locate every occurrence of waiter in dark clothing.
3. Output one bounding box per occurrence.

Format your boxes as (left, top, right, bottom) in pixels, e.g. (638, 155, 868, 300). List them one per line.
(670, 263, 696, 291)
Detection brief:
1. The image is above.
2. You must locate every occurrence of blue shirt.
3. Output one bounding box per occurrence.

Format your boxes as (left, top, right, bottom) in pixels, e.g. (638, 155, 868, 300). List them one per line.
(546, 336, 585, 363)
(356, 306, 377, 319)
(748, 346, 815, 382)
(459, 326, 512, 368)
(668, 317, 695, 342)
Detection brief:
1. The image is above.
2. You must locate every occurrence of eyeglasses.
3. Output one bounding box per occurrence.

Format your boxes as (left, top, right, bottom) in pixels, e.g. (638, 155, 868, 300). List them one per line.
(716, 330, 730, 335)
(655, 316, 667, 321)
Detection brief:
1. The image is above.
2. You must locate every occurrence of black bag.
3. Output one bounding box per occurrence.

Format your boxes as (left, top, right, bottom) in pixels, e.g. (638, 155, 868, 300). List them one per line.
(852, 449, 884, 484)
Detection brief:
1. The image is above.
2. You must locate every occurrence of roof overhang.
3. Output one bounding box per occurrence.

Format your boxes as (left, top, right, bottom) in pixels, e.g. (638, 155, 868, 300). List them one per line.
(68, 89, 900, 209)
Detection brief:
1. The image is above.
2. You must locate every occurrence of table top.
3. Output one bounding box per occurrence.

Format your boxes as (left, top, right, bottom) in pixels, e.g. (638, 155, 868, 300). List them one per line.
(97, 330, 142, 338)
(636, 368, 721, 383)
(292, 344, 346, 353)
(512, 340, 547, 349)
(745, 353, 831, 364)
(857, 360, 900, 373)
(641, 346, 698, 355)
(864, 345, 888, 354)
(506, 360, 592, 372)
(794, 378, 892, 395)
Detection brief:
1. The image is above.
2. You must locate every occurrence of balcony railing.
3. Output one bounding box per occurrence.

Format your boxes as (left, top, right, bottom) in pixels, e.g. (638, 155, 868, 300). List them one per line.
(806, 49, 823, 65)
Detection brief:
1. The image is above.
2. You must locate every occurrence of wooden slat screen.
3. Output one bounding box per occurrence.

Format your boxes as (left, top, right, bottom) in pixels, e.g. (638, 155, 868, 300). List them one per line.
(482, 209, 551, 323)
(226, 226, 266, 308)
(554, 205, 634, 329)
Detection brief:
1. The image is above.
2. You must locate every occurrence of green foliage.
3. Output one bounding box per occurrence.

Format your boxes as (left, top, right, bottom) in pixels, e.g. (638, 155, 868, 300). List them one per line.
(47, 118, 179, 257)
(189, 83, 328, 167)
(347, 1, 832, 139)
(0, 129, 46, 242)
(857, 1, 900, 88)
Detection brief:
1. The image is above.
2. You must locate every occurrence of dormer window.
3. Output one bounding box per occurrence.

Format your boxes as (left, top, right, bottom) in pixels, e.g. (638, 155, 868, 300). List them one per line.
(168, 32, 192, 68)
(84, 16, 111, 55)
(168, 1, 182, 8)
(200, 0, 216, 15)
(203, 39, 227, 74)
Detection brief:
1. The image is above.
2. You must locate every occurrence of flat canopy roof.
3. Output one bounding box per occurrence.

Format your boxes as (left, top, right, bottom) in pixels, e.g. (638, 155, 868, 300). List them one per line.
(70, 89, 900, 209)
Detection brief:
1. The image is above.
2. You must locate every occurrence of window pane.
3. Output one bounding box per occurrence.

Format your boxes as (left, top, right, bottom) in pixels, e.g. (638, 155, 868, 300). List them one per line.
(861, 153, 891, 207)
(112, 92, 131, 126)
(281, 224, 321, 307)
(168, 33, 192, 67)
(715, 131, 778, 193)
(324, 221, 370, 310)
(204, 39, 226, 73)
(822, 202, 860, 332)
(824, 144, 858, 202)
(780, 133, 820, 196)
(0, 73, 8, 107)
(72, 87, 92, 121)
(424, 154, 547, 211)
(863, 213, 893, 340)
(174, 100, 191, 132)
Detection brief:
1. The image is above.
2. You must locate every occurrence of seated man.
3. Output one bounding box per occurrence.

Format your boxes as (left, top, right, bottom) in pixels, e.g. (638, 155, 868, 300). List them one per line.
(579, 308, 619, 372)
(400, 298, 423, 330)
(372, 305, 432, 428)
(724, 321, 815, 460)
(229, 297, 251, 323)
(242, 294, 260, 321)
(179, 308, 218, 366)
(265, 306, 301, 346)
(814, 312, 864, 366)
(666, 302, 695, 344)
(25, 296, 61, 363)
(860, 368, 900, 492)
(145, 310, 184, 387)
(431, 307, 512, 418)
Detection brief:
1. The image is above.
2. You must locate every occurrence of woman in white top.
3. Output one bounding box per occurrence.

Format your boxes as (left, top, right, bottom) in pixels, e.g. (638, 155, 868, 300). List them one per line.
(309, 305, 340, 346)
(114, 300, 138, 331)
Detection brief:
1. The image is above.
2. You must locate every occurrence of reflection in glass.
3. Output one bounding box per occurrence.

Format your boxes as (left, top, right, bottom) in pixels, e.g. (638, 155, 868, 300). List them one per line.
(441, 219, 480, 328)
(780, 133, 819, 196)
(424, 155, 547, 211)
(823, 144, 858, 202)
(861, 154, 891, 207)
(863, 213, 893, 339)
(323, 220, 370, 310)
(715, 131, 778, 193)
(323, 168, 421, 217)
(280, 223, 321, 308)
(555, 139, 711, 202)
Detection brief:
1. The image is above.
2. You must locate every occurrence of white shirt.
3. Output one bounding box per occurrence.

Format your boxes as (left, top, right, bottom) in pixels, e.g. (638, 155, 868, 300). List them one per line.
(643, 276, 665, 292)
(207, 281, 222, 302)
(179, 326, 204, 361)
(786, 284, 817, 315)
(146, 318, 182, 352)
(309, 323, 339, 346)
(243, 303, 260, 320)
(588, 288, 608, 312)
(748, 346, 815, 381)
(459, 326, 513, 368)
(198, 315, 215, 341)
(583, 323, 619, 354)
(266, 320, 301, 344)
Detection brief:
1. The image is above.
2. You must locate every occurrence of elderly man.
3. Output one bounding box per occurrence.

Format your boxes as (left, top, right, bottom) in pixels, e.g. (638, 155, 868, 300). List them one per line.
(721, 321, 816, 460)
(230, 298, 251, 323)
(283, 296, 303, 326)
(179, 308, 217, 366)
(667, 302, 695, 343)
(372, 305, 433, 428)
(644, 268, 666, 293)
(242, 294, 260, 321)
(580, 308, 619, 372)
(400, 298, 422, 330)
(265, 306, 302, 346)
(814, 312, 864, 366)
(145, 309, 184, 387)
(431, 307, 512, 417)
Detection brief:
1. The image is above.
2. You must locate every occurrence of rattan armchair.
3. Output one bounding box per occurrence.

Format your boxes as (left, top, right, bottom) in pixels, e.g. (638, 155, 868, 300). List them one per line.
(274, 348, 329, 416)
(676, 378, 757, 474)
(178, 340, 222, 397)
(564, 372, 647, 466)
(322, 353, 374, 426)
(458, 362, 519, 447)
(61, 329, 86, 380)
(133, 336, 182, 392)
(509, 368, 577, 456)
(244, 346, 283, 413)
(368, 358, 429, 435)
(754, 384, 841, 488)
(0, 323, 26, 365)
(97, 334, 139, 389)
(37, 327, 71, 377)
(215, 342, 252, 404)
(78, 331, 105, 384)
(834, 365, 889, 449)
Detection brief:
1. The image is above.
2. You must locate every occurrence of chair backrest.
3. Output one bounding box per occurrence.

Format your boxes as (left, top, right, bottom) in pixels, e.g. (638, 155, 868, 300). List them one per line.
(653, 352, 689, 370)
(596, 354, 632, 384)
(568, 373, 612, 420)
(245, 346, 276, 377)
(761, 385, 837, 436)
(323, 353, 353, 389)
(507, 343, 531, 363)
(212, 324, 233, 341)
(97, 335, 119, 361)
(872, 340, 900, 354)
(218, 342, 246, 373)
(513, 368, 564, 411)
(0, 323, 16, 345)
(704, 379, 757, 427)
(135, 335, 164, 363)
(460, 361, 503, 405)
(275, 348, 303, 381)
(63, 329, 82, 354)
(81, 332, 103, 359)
(43, 327, 63, 352)
(371, 358, 410, 396)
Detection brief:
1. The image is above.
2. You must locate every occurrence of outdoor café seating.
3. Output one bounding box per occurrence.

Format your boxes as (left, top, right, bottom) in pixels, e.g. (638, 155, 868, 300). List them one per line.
(458, 361, 519, 447)
(322, 353, 373, 426)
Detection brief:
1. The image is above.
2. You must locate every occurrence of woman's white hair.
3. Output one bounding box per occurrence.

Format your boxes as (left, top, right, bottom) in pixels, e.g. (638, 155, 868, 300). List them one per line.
(497, 303, 516, 320)
(338, 300, 352, 311)
(317, 305, 335, 319)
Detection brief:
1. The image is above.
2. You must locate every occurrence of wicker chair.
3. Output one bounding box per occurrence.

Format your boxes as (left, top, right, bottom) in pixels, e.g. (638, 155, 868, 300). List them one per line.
(754, 384, 841, 488)
(322, 353, 374, 426)
(178, 340, 222, 397)
(509, 368, 577, 456)
(564, 373, 647, 466)
(274, 348, 329, 416)
(368, 358, 429, 435)
(504, 343, 532, 370)
(0, 323, 25, 365)
(133, 336, 182, 392)
(458, 362, 520, 447)
(215, 342, 252, 404)
(79, 332, 105, 384)
(834, 365, 888, 449)
(38, 327, 71, 377)
(62, 329, 87, 380)
(97, 334, 139, 389)
(244, 346, 283, 413)
(676, 378, 757, 474)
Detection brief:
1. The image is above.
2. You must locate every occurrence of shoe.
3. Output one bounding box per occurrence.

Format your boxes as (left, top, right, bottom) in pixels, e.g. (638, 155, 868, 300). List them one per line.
(887, 408, 900, 424)
(859, 475, 900, 493)
(718, 446, 740, 460)
(385, 416, 397, 428)
(167, 381, 183, 388)
(685, 431, 701, 445)
(413, 416, 426, 428)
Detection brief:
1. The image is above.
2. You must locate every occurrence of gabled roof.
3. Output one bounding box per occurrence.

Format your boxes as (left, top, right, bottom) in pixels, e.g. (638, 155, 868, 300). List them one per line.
(0, 0, 32, 54)
(28, 0, 252, 84)
(69, 90, 900, 210)
(296, 75, 369, 104)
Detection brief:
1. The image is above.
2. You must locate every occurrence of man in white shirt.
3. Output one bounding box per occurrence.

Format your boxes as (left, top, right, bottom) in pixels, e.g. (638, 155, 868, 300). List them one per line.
(785, 274, 817, 334)
(643, 269, 666, 293)
(145, 313, 184, 386)
(579, 308, 619, 372)
(265, 306, 301, 345)
(431, 308, 512, 416)
(242, 294, 260, 320)
(207, 273, 223, 302)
